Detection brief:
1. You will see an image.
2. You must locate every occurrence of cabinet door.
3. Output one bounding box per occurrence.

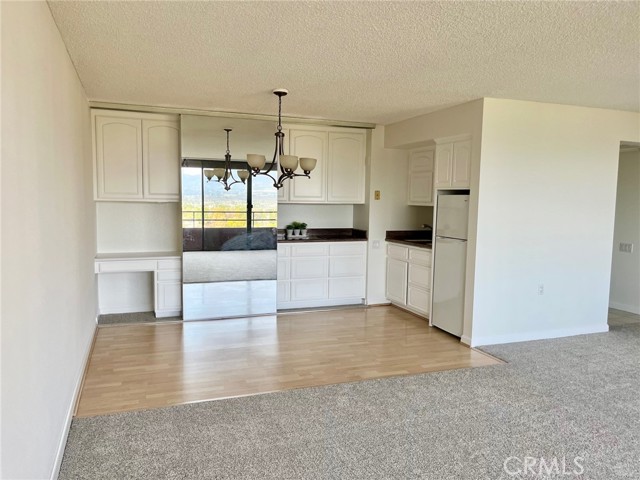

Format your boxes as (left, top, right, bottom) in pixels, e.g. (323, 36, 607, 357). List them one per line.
(408, 263, 431, 289)
(408, 149, 434, 205)
(408, 171, 434, 205)
(155, 281, 182, 316)
(95, 115, 143, 200)
(451, 139, 471, 188)
(386, 258, 408, 305)
(288, 129, 327, 203)
(143, 120, 180, 201)
(407, 285, 430, 316)
(434, 143, 453, 188)
(327, 132, 366, 203)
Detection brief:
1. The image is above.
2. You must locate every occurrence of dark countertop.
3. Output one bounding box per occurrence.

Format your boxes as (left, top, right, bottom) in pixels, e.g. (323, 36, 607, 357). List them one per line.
(278, 228, 367, 243)
(385, 229, 433, 249)
(386, 238, 432, 249)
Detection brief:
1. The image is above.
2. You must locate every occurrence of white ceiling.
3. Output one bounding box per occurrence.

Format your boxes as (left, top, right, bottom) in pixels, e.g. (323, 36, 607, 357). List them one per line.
(48, 1, 640, 125)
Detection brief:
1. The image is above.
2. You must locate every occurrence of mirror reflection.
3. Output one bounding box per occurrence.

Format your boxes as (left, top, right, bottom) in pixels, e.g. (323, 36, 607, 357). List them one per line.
(181, 127, 278, 321)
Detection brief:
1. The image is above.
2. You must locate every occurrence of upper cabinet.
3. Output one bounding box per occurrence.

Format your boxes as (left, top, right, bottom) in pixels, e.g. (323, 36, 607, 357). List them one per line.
(327, 132, 366, 203)
(407, 147, 434, 206)
(280, 125, 366, 204)
(288, 128, 328, 203)
(93, 110, 180, 202)
(434, 138, 471, 189)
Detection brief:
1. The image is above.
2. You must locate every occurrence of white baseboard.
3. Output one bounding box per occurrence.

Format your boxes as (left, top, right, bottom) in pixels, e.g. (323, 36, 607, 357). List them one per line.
(470, 323, 609, 348)
(50, 321, 97, 480)
(609, 301, 640, 315)
(460, 335, 472, 346)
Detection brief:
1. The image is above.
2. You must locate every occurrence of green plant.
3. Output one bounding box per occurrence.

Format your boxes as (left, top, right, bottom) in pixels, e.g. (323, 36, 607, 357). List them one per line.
(291, 221, 303, 229)
(299, 222, 308, 229)
(286, 223, 294, 230)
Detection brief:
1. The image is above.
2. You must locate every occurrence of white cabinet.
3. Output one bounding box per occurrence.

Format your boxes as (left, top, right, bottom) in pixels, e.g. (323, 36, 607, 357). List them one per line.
(407, 147, 434, 206)
(279, 125, 366, 204)
(277, 241, 366, 309)
(434, 138, 471, 189)
(328, 131, 366, 203)
(288, 129, 327, 203)
(385, 243, 432, 318)
(93, 110, 180, 202)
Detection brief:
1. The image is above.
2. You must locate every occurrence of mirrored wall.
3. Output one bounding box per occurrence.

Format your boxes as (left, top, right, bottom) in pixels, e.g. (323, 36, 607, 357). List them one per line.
(181, 116, 278, 320)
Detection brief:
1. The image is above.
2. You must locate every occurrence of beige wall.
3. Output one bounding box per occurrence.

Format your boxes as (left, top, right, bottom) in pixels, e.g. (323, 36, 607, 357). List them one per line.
(1, 2, 96, 478)
(473, 98, 640, 345)
(384, 100, 484, 341)
(609, 149, 640, 314)
(364, 126, 433, 304)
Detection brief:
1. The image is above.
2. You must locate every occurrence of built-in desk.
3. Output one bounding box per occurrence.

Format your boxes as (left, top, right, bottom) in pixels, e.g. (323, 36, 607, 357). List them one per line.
(95, 252, 182, 318)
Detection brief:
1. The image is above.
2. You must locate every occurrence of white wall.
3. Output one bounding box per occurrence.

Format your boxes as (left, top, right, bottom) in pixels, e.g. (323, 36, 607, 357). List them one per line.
(365, 126, 434, 305)
(472, 98, 640, 346)
(97, 202, 181, 253)
(277, 204, 354, 229)
(609, 149, 640, 314)
(384, 100, 484, 341)
(1, 2, 97, 478)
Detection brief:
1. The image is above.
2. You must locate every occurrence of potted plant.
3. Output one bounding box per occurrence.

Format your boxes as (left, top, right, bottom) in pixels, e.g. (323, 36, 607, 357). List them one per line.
(286, 223, 294, 239)
(299, 222, 308, 237)
(292, 221, 302, 236)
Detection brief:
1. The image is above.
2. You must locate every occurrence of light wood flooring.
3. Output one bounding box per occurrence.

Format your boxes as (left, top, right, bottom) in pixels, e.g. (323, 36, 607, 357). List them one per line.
(76, 306, 502, 417)
(608, 307, 640, 327)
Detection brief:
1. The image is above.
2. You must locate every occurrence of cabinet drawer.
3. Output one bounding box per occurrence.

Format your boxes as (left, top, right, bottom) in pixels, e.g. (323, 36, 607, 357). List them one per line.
(329, 277, 365, 299)
(387, 244, 409, 261)
(408, 263, 431, 289)
(409, 248, 431, 266)
(291, 244, 329, 257)
(277, 244, 291, 257)
(96, 260, 157, 273)
(290, 279, 329, 301)
(329, 256, 365, 277)
(158, 259, 182, 270)
(329, 242, 366, 256)
(157, 270, 182, 281)
(290, 257, 329, 279)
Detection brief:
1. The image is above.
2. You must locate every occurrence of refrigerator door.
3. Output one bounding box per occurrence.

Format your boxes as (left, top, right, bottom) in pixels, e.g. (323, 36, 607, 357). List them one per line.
(436, 194, 469, 240)
(432, 237, 467, 337)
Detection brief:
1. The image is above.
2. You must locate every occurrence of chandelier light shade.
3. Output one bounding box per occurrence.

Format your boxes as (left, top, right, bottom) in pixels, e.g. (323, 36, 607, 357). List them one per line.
(247, 89, 317, 189)
(204, 128, 249, 191)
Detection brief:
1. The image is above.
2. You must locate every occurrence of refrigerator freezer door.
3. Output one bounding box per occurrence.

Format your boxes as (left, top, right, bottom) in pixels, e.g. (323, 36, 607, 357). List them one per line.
(432, 237, 467, 337)
(436, 194, 469, 240)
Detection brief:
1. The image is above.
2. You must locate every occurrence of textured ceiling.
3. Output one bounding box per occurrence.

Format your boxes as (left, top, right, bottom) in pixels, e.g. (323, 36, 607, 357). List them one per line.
(48, 1, 640, 124)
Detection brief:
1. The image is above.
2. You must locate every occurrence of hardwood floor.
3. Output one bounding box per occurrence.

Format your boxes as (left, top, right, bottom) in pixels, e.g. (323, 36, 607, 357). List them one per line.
(76, 306, 502, 417)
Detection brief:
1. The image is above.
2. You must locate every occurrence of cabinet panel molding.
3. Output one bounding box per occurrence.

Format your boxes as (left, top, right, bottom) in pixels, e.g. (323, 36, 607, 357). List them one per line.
(327, 132, 366, 203)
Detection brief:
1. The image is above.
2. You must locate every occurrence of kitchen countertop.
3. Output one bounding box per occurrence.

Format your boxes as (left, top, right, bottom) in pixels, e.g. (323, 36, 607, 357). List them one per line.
(278, 228, 367, 243)
(386, 238, 432, 249)
(385, 229, 433, 249)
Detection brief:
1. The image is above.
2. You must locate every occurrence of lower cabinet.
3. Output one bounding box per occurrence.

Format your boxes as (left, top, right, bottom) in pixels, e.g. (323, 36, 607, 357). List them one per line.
(155, 269, 182, 317)
(277, 241, 366, 309)
(385, 243, 432, 318)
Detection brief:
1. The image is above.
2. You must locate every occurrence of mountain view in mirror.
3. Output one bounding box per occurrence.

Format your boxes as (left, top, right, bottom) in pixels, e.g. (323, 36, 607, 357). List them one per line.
(181, 115, 278, 320)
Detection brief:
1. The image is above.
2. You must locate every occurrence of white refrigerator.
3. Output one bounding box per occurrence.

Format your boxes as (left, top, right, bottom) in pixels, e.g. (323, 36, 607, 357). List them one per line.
(432, 193, 469, 337)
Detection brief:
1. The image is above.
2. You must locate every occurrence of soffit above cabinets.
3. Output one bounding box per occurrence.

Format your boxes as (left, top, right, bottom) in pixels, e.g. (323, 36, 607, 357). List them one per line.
(49, 1, 639, 125)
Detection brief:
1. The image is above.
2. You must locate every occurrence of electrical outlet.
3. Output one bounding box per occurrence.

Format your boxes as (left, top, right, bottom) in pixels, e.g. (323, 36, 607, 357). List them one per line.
(374, 190, 381, 200)
(372, 240, 381, 249)
(619, 243, 634, 253)
(538, 284, 544, 295)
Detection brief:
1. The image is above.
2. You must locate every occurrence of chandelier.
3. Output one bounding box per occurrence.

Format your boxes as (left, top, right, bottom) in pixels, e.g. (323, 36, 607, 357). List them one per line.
(203, 128, 249, 191)
(246, 89, 317, 189)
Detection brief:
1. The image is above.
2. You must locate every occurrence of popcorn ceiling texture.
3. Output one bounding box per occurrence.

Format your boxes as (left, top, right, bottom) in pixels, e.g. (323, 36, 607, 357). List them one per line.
(48, 1, 640, 124)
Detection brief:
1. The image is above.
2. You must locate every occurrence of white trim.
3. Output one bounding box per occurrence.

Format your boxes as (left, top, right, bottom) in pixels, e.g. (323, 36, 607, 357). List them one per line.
(470, 323, 609, 347)
(460, 335, 472, 346)
(50, 321, 97, 480)
(89, 102, 376, 129)
(609, 301, 640, 315)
